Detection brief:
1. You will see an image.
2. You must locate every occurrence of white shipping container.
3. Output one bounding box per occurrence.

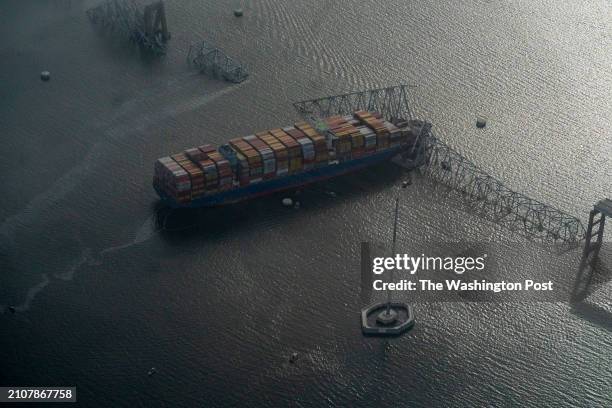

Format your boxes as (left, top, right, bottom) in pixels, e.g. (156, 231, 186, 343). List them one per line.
(172, 170, 188, 178)
(298, 138, 314, 147)
(298, 140, 315, 160)
(259, 149, 274, 160)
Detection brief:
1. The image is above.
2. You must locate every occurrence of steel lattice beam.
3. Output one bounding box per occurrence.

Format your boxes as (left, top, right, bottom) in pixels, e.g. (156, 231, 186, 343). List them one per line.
(293, 84, 416, 132)
(420, 127, 586, 243)
(87, 0, 168, 54)
(187, 41, 249, 83)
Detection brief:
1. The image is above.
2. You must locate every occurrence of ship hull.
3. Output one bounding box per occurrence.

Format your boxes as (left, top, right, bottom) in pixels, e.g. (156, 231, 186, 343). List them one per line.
(155, 145, 404, 208)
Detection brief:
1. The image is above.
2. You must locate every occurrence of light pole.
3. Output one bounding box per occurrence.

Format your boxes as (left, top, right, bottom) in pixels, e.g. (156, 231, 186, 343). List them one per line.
(385, 196, 400, 317)
(360, 175, 415, 335)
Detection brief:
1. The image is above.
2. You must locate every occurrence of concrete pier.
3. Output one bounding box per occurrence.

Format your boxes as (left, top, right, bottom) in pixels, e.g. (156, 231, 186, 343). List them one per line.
(361, 302, 414, 336)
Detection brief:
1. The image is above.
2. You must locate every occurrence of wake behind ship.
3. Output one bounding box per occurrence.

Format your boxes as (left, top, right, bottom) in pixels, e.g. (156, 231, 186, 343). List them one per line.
(153, 111, 424, 208)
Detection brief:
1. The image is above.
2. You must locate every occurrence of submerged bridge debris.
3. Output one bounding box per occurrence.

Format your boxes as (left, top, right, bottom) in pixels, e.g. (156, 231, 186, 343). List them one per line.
(294, 84, 587, 244)
(187, 41, 249, 83)
(87, 1, 248, 83)
(419, 129, 586, 243)
(86, 0, 170, 54)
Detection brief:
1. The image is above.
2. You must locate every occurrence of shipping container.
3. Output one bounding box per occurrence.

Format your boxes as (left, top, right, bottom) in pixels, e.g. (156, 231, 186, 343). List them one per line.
(283, 126, 316, 163)
(257, 132, 288, 176)
(246, 133, 276, 179)
(229, 137, 262, 180)
(207, 151, 234, 191)
(154, 156, 191, 202)
(172, 153, 206, 199)
(270, 128, 303, 173)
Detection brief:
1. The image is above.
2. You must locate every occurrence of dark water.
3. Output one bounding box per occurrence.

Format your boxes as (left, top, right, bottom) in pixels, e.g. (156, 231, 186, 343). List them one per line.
(1, 0, 610, 406)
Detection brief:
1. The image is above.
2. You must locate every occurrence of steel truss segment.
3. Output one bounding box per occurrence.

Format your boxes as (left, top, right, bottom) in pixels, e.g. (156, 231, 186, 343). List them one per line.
(421, 127, 586, 243)
(293, 84, 417, 129)
(187, 41, 248, 83)
(87, 0, 167, 54)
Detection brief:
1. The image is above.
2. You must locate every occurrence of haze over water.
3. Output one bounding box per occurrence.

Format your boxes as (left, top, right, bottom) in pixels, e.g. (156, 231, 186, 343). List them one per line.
(0, 0, 610, 406)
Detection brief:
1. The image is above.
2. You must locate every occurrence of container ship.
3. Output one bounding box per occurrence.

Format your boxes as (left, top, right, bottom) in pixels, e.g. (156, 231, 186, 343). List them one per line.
(153, 110, 422, 208)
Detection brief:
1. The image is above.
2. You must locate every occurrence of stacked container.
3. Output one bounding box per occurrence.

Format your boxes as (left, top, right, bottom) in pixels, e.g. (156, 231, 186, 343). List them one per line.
(172, 153, 206, 200)
(258, 132, 288, 176)
(245, 134, 276, 179)
(283, 126, 315, 170)
(207, 151, 233, 190)
(294, 121, 328, 165)
(358, 125, 377, 154)
(185, 147, 207, 163)
(183, 145, 215, 192)
(325, 116, 363, 161)
(383, 121, 405, 146)
(270, 128, 302, 174)
(196, 158, 219, 193)
(235, 153, 250, 186)
(218, 144, 240, 178)
(198, 144, 217, 156)
(229, 138, 262, 184)
(154, 156, 191, 203)
(354, 110, 390, 149)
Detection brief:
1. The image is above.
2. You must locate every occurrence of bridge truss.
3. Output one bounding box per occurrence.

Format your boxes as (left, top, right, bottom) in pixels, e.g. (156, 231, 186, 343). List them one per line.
(420, 127, 586, 243)
(294, 84, 416, 133)
(294, 85, 586, 244)
(187, 41, 249, 83)
(86, 0, 169, 54)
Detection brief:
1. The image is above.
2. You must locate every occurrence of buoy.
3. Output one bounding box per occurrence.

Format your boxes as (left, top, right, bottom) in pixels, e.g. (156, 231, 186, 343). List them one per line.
(282, 198, 293, 207)
(476, 116, 487, 128)
(293, 201, 300, 209)
(233, 8, 243, 17)
(289, 352, 299, 363)
(40, 71, 51, 81)
(147, 367, 157, 376)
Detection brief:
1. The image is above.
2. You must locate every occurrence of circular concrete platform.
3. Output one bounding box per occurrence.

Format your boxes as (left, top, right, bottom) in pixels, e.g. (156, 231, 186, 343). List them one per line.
(376, 309, 398, 325)
(361, 302, 414, 336)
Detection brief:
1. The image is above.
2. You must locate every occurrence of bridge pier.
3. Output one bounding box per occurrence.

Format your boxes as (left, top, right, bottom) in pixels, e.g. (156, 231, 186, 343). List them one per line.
(572, 199, 610, 301)
(144, 1, 169, 42)
(579, 199, 610, 271)
(87, 0, 169, 54)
